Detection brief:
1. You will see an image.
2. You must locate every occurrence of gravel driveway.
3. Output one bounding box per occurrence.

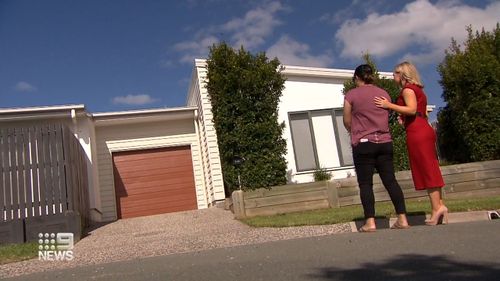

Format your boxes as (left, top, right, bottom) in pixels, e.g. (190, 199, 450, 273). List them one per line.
(0, 207, 351, 279)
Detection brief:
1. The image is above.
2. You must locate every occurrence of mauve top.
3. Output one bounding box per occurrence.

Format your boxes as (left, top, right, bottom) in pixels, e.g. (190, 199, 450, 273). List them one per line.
(344, 84, 392, 146)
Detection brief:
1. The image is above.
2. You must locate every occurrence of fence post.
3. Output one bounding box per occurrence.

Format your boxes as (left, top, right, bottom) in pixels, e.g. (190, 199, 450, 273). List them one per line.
(326, 180, 340, 208)
(231, 190, 246, 219)
(0, 128, 8, 221)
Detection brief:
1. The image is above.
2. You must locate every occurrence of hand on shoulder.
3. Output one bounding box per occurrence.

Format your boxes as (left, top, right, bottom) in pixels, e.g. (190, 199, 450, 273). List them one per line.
(374, 96, 390, 109)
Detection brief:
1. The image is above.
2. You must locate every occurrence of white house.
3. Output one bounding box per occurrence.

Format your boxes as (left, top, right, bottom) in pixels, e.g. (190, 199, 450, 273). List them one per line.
(1, 61, 396, 222)
(188, 59, 393, 184)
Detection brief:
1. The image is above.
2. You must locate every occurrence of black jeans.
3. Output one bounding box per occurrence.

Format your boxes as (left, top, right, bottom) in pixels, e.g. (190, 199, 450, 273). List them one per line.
(353, 141, 407, 219)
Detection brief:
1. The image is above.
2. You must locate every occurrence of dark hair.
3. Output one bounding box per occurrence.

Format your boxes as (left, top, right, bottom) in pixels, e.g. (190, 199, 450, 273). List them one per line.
(353, 64, 374, 84)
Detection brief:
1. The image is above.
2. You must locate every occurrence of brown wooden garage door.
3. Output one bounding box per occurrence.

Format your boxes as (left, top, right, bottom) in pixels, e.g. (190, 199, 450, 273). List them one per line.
(113, 146, 198, 219)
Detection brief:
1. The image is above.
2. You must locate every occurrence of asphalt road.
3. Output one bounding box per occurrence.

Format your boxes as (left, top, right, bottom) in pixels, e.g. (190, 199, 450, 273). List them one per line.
(4, 220, 500, 281)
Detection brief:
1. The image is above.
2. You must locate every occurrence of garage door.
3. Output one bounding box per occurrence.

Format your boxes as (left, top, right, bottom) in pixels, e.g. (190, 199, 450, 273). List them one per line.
(112, 146, 198, 219)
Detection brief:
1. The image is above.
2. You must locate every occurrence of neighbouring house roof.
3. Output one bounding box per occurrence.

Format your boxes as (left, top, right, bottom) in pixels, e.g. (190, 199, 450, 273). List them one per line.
(0, 104, 199, 125)
(0, 104, 85, 113)
(92, 106, 197, 126)
(0, 104, 86, 122)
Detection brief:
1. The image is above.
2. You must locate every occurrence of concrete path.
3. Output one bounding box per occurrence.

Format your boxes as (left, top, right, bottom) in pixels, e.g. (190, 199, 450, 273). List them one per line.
(350, 210, 499, 232)
(3, 220, 500, 281)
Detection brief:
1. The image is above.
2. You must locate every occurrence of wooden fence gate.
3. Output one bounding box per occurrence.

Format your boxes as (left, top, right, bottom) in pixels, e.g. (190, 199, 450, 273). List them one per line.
(0, 123, 89, 244)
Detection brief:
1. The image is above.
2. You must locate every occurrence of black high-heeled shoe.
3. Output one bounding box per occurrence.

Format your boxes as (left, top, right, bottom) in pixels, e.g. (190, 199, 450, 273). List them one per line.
(426, 206, 448, 226)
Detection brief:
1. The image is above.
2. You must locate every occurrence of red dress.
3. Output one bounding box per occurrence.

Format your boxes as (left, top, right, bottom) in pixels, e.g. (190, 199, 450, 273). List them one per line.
(397, 84, 444, 190)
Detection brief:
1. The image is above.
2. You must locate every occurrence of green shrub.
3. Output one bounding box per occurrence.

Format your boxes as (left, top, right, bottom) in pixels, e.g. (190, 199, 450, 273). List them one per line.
(437, 24, 500, 162)
(206, 42, 288, 193)
(313, 167, 332, 181)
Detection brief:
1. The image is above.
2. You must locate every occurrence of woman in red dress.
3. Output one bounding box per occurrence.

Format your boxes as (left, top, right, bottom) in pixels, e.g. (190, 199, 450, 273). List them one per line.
(374, 61, 447, 225)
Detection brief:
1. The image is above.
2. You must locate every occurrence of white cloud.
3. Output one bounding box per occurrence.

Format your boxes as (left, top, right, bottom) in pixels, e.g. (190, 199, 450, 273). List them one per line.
(14, 81, 37, 92)
(173, 35, 220, 64)
(267, 35, 334, 67)
(335, 0, 500, 64)
(112, 94, 159, 106)
(222, 1, 285, 49)
(173, 1, 287, 64)
(160, 59, 174, 68)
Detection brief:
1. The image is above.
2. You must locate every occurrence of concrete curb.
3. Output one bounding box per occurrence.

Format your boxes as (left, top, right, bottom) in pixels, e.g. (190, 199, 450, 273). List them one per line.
(351, 210, 499, 232)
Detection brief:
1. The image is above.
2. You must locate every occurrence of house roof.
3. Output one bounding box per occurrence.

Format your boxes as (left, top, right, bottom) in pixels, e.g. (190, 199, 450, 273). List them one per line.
(92, 106, 197, 126)
(281, 65, 393, 80)
(192, 58, 393, 80)
(0, 104, 85, 114)
(0, 104, 198, 125)
(0, 104, 86, 122)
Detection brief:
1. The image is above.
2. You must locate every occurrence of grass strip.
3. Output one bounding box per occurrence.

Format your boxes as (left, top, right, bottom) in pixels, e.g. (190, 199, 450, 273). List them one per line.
(241, 196, 500, 227)
(0, 242, 38, 265)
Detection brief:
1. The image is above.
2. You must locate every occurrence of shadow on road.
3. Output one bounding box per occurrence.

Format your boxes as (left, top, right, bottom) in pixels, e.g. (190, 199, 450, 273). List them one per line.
(309, 254, 500, 281)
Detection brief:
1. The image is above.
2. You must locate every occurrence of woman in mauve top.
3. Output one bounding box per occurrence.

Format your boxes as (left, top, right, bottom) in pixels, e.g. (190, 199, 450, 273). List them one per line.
(374, 61, 447, 226)
(344, 64, 409, 232)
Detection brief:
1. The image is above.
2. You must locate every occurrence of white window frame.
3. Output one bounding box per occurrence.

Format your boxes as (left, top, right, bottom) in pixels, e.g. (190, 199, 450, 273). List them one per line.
(288, 108, 353, 172)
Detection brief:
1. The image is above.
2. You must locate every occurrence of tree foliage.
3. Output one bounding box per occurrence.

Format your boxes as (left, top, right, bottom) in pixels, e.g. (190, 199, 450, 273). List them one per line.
(342, 54, 410, 171)
(206, 42, 288, 193)
(437, 24, 500, 162)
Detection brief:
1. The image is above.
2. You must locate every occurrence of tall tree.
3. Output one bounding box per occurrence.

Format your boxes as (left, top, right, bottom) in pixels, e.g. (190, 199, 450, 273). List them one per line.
(342, 54, 410, 171)
(437, 24, 500, 162)
(206, 42, 288, 193)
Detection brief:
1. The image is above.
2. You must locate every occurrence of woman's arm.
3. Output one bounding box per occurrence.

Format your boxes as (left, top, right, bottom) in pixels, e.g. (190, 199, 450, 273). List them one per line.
(374, 88, 417, 116)
(343, 100, 352, 133)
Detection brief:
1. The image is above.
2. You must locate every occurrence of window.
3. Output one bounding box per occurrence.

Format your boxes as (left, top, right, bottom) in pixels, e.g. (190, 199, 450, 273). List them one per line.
(289, 109, 353, 172)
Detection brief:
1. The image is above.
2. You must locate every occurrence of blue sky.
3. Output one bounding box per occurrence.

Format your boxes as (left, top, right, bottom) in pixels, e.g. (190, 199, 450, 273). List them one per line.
(1, 0, 498, 120)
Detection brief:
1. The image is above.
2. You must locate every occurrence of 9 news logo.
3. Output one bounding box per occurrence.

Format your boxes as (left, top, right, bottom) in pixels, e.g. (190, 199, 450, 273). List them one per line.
(38, 232, 74, 261)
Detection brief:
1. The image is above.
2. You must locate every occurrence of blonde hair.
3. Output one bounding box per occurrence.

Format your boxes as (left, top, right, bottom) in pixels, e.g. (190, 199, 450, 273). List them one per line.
(395, 61, 424, 88)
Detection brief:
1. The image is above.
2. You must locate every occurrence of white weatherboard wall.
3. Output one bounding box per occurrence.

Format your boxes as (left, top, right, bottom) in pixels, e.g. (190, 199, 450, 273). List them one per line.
(279, 73, 352, 183)
(93, 110, 207, 222)
(71, 113, 102, 219)
(186, 59, 226, 203)
(279, 66, 393, 183)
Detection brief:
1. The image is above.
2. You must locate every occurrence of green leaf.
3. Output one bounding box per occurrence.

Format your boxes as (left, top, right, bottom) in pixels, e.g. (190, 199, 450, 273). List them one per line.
(437, 24, 500, 162)
(206, 42, 288, 193)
